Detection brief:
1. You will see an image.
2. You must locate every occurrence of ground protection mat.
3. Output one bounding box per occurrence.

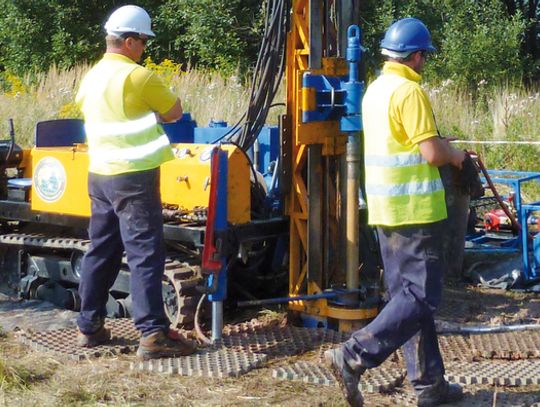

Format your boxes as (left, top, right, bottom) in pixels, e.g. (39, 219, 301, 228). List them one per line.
(17, 318, 139, 361)
(130, 348, 267, 378)
(134, 324, 351, 378)
(445, 360, 540, 386)
(470, 331, 540, 360)
(272, 360, 406, 393)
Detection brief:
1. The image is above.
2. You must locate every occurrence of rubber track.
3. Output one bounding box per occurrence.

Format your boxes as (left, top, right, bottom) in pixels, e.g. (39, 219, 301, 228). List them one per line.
(0, 232, 202, 329)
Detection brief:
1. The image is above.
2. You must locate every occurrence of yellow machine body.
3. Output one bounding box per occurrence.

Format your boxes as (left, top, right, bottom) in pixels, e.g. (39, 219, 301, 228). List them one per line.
(30, 143, 251, 224)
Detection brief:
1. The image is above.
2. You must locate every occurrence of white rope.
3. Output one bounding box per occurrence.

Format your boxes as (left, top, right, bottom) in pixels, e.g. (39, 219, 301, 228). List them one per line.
(451, 140, 540, 145)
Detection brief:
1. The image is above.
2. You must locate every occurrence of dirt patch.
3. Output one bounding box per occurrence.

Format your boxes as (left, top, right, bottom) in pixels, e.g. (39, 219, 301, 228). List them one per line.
(437, 277, 540, 325)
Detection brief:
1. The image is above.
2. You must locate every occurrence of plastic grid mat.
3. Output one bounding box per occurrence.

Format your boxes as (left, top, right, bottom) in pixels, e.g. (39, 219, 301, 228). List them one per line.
(445, 360, 540, 386)
(131, 347, 267, 378)
(272, 361, 405, 393)
(439, 334, 474, 362)
(17, 318, 139, 361)
(17, 317, 540, 393)
(220, 324, 350, 357)
(133, 324, 351, 378)
(470, 331, 540, 360)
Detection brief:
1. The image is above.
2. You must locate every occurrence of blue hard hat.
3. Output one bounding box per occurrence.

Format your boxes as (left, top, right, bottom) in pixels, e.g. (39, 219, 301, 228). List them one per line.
(380, 17, 436, 53)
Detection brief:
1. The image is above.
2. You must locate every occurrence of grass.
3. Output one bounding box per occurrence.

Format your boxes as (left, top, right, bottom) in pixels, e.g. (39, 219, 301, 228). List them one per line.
(0, 62, 537, 174)
(0, 339, 343, 406)
(0, 341, 54, 394)
(0, 62, 285, 147)
(427, 82, 540, 173)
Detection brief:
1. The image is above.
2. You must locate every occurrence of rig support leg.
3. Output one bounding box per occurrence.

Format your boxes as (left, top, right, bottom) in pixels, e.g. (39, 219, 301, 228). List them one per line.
(211, 301, 224, 342)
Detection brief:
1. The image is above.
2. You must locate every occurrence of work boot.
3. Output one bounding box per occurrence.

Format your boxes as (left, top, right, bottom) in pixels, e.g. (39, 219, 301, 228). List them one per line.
(77, 325, 111, 348)
(417, 380, 463, 407)
(324, 348, 365, 407)
(136, 329, 197, 360)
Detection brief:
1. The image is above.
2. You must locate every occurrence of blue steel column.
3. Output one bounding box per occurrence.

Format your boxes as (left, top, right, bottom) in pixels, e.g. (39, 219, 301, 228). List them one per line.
(208, 149, 228, 341)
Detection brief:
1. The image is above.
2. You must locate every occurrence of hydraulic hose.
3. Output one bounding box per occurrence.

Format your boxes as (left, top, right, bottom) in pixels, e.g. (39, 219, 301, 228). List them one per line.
(194, 293, 212, 345)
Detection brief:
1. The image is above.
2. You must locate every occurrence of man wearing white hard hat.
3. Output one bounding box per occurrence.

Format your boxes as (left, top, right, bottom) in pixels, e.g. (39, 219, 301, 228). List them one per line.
(75, 5, 196, 360)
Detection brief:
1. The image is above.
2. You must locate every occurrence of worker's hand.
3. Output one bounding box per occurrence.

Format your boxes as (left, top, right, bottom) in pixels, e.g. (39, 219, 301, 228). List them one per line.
(419, 137, 465, 168)
(450, 148, 466, 170)
(452, 151, 485, 199)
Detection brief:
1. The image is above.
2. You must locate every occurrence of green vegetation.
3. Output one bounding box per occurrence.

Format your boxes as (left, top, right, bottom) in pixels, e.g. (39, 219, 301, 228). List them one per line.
(0, 353, 51, 391)
(359, 0, 538, 85)
(0, 0, 264, 78)
(0, 1, 537, 172)
(0, 62, 260, 147)
(0, 1, 538, 84)
(0, 63, 537, 173)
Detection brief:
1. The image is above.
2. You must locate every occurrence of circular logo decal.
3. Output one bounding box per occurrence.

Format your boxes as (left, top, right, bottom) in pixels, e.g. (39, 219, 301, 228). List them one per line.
(33, 157, 67, 202)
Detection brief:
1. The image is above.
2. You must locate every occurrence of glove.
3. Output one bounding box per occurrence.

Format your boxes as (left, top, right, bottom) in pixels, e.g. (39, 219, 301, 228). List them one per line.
(453, 151, 485, 199)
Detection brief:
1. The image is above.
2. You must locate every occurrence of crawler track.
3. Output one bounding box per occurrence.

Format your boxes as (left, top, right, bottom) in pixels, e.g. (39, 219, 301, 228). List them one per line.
(0, 232, 203, 329)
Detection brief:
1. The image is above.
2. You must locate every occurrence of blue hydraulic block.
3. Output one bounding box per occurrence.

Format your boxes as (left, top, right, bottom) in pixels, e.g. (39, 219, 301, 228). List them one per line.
(302, 74, 346, 122)
(193, 126, 279, 183)
(300, 24, 364, 132)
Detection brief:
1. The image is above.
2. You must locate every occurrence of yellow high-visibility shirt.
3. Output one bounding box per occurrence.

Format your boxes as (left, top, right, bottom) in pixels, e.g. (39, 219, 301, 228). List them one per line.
(362, 61, 446, 226)
(76, 53, 176, 175)
(123, 58, 177, 118)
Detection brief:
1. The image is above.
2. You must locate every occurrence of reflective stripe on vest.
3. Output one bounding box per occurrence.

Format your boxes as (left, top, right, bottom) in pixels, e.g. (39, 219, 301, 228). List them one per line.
(366, 179, 443, 197)
(365, 153, 444, 196)
(89, 134, 171, 164)
(362, 73, 446, 226)
(78, 57, 174, 175)
(84, 112, 158, 139)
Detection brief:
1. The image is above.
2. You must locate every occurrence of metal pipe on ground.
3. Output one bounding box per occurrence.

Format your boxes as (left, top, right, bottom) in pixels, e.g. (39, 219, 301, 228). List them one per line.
(436, 320, 540, 334)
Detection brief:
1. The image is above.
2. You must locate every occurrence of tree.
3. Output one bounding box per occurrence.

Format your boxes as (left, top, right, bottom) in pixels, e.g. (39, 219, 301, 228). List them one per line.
(502, 0, 540, 80)
(0, 0, 536, 86)
(430, 1, 526, 87)
(154, 0, 263, 75)
(0, 0, 118, 75)
(357, 0, 532, 87)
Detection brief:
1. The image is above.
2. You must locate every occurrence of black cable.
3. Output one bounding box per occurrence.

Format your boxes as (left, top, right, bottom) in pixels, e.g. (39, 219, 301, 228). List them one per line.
(211, 103, 285, 145)
(225, 0, 288, 151)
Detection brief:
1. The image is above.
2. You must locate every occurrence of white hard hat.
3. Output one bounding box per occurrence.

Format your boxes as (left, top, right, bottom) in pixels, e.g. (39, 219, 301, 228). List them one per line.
(104, 5, 155, 37)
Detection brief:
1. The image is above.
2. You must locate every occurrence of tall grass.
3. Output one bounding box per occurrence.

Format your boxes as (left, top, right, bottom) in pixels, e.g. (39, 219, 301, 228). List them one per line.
(0, 62, 282, 147)
(428, 81, 540, 172)
(0, 65, 88, 146)
(0, 63, 538, 173)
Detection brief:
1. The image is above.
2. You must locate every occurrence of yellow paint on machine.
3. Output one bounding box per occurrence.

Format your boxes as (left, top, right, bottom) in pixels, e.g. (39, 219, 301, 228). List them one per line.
(30, 143, 251, 224)
(161, 144, 251, 224)
(31, 147, 91, 217)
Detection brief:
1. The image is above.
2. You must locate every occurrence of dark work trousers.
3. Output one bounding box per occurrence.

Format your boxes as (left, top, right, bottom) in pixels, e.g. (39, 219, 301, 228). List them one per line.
(77, 168, 170, 336)
(343, 221, 446, 393)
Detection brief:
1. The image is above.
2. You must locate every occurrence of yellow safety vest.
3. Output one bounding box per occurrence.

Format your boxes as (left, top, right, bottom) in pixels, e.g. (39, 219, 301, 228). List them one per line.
(362, 66, 446, 226)
(77, 56, 174, 175)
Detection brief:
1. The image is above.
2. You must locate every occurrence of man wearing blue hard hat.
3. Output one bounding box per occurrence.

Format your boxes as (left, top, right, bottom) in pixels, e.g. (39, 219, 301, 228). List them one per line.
(325, 18, 465, 406)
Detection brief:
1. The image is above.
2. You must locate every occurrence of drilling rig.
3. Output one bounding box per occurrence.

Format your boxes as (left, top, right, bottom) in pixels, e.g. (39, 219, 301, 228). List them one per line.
(0, 0, 380, 338)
